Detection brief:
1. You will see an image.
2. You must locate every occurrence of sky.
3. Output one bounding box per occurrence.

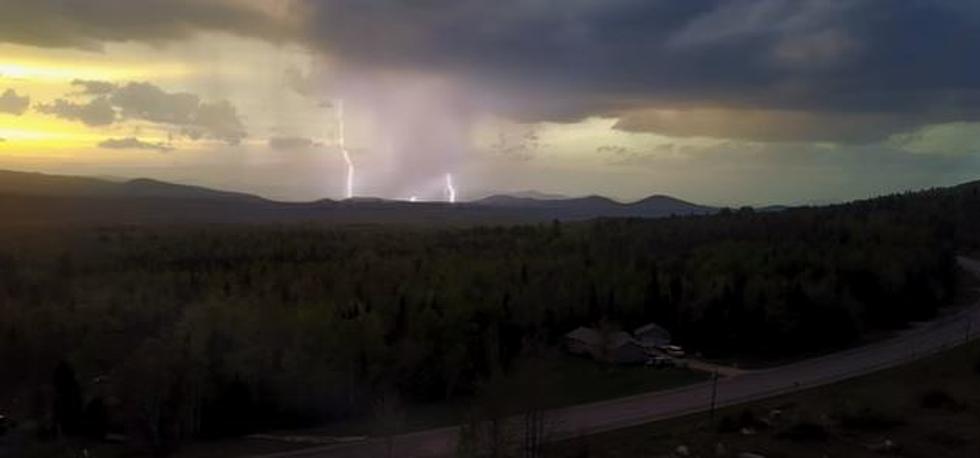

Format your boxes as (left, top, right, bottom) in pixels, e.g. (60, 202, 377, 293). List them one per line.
(2, 0, 980, 206)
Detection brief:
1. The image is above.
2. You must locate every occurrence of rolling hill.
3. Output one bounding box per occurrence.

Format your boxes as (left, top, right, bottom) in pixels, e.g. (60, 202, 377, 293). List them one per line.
(0, 169, 718, 226)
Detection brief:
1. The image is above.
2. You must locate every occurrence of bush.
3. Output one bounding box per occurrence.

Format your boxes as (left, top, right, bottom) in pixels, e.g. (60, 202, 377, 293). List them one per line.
(927, 430, 968, 449)
(777, 421, 829, 442)
(716, 415, 739, 434)
(716, 409, 768, 434)
(835, 406, 904, 432)
(919, 389, 964, 411)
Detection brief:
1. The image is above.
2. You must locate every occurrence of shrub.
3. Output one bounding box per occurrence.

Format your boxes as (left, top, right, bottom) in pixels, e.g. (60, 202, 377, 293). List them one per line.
(919, 388, 964, 411)
(927, 430, 968, 449)
(777, 421, 829, 442)
(716, 409, 768, 434)
(716, 415, 739, 434)
(835, 407, 904, 432)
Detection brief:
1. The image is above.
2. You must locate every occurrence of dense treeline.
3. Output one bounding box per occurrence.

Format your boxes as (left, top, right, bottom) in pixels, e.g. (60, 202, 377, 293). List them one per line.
(1, 180, 978, 452)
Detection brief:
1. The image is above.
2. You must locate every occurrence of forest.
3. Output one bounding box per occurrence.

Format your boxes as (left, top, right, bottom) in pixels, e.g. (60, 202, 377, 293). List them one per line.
(1, 180, 978, 455)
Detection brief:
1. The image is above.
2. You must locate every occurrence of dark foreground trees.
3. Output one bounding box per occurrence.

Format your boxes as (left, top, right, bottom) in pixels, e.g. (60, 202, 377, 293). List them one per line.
(0, 180, 977, 453)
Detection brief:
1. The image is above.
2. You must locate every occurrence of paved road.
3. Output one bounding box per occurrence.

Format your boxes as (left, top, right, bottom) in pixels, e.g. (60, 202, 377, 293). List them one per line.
(254, 257, 980, 458)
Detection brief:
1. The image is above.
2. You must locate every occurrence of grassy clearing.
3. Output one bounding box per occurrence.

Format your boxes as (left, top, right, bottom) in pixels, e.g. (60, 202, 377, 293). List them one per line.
(288, 353, 706, 438)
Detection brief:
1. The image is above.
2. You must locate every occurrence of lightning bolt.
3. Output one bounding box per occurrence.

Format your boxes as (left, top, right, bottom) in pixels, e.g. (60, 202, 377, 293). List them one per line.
(337, 99, 354, 199)
(445, 173, 456, 203)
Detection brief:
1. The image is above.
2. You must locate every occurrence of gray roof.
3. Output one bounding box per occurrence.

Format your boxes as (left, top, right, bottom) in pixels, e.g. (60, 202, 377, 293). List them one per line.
(566, 327, 639, 349)
(634, 322, 671, 336)
(566, 326, 601, 346)
(608, 331, 638, 349)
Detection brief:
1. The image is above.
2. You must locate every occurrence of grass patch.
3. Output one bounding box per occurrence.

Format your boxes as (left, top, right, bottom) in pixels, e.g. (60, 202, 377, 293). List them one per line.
(530, 355, 707, 408)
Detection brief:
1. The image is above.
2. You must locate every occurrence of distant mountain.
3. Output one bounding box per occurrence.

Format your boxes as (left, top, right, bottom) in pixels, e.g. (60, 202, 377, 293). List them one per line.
(475, 192, 714, 219)
(0, 170, 261, 202)
(506, 190, 569, 200)
(0, 169, 717, 226)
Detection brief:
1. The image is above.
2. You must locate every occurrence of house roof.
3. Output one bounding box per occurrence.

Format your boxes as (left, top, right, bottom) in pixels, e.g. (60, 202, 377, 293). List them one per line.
(566, 326, 601, 346)
(566, 327, 639, 349)
(608, 331, 637, 348)
(634, 322, 670, 337)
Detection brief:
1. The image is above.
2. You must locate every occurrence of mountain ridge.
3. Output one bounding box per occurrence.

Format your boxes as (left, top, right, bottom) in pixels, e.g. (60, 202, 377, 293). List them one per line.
(0, 169, 720, 225)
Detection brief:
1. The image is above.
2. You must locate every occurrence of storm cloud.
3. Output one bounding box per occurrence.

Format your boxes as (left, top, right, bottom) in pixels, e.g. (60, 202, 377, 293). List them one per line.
(297, 0, 980, 142)
(6, 1, 980, 144)
(0, 0, 291, 51)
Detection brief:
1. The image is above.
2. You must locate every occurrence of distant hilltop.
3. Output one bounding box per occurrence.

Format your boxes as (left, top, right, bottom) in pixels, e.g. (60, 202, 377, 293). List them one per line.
(0, 169, 722, 226)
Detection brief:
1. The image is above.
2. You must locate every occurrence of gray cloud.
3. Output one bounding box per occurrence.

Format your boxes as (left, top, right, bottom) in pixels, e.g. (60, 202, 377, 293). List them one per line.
(110, 82, 200, 124)
(188, 100, 246, 144)
(612, 108, 928, 144)
(37, 97, 117, 126)
(98, 137, 173, 152)
(71, 79, 117, 96)
(0, 89, 30, 115)
(0, 0, 291, 51)
(39, 80, 246, 144)
(268, 136, 316, 151)
(284, 67, 317, 98)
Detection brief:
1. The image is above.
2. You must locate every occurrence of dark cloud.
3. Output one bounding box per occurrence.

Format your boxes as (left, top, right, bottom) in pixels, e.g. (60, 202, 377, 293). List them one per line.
(37, 97, 117, 126)
(612, 108, 927, 144)
(301, 0, 980, 142)
(268, 136, 316, 151)
(0, 89, 30, 115)
(70, 79, 117, 96)
(7, 1, 980, 143)
(98, 137, 173, 152)
(39, 81, 246, 144)
(0, 0, 291, 50)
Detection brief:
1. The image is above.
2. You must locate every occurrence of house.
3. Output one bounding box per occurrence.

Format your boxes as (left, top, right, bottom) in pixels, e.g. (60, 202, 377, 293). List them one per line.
(634, 322, 672, 347)
(564, 327, 649, 364)
(565, 326, 601, 356)
(604, 331, 649, 364)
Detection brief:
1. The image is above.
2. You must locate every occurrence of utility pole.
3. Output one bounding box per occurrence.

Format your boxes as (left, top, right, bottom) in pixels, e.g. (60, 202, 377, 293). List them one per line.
(709, 370, 719, 421)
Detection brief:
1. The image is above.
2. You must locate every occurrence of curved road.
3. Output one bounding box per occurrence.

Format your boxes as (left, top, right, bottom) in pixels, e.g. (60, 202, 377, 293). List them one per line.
(255, 257, 980, 458)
